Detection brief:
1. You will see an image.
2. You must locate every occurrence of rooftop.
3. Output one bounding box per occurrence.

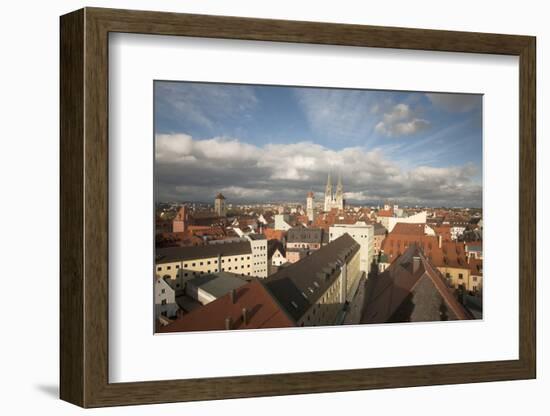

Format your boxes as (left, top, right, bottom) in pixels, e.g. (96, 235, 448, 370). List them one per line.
(363, 244, 471, 323)
(156, 241, 251, 264)
(265, 234, 360, 321)
(186, 272, 248, 299)
(158, 279, 296, 332)
(286, 227, 324, 244)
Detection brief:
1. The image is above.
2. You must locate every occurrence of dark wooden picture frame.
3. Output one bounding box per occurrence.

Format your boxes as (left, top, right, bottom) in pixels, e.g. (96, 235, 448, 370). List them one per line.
(60, 7, 536, 408)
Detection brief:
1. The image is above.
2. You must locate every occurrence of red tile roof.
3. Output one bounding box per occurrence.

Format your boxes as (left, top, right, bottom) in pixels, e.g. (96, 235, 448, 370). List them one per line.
(364, 244, 470, 323)
(158, 279, 295, 333)
(381, 231, 469, 270)
(262, 228, 286, 242)
(376, 209, 394, 217)
(391, 223, 426, 235)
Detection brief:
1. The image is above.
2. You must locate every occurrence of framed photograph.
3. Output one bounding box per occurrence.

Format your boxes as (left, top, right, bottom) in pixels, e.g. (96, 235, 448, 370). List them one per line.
(60, 7, 536, 408)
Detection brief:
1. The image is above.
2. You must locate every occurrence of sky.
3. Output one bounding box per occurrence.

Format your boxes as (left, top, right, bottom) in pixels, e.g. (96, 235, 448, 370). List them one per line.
(154, 81, 482, 208)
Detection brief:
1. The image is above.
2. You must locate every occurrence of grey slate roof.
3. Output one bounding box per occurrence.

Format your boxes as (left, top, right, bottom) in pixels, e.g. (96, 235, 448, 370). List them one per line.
(186, 272, 248, 298)
(373, 222, 387, 236)
(156, 241, 251, 264)
(264, 234, 360, 321)
(286, 227, 324, 244)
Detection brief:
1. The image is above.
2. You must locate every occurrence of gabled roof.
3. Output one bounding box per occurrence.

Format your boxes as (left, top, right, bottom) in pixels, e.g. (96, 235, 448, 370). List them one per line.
(264, 234, 359, 321)
(363, 244, 471, 323)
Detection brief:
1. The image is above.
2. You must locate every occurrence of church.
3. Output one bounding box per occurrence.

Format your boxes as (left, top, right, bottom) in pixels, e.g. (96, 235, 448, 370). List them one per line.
(324, 173, 345, 212)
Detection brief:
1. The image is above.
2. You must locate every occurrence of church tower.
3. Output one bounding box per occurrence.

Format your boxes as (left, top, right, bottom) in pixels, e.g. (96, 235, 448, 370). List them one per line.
(306, 191, 315, 222)
(324, 173, 332, 212)
(214, 193, 226, 217)
(335, 173, 344, 210)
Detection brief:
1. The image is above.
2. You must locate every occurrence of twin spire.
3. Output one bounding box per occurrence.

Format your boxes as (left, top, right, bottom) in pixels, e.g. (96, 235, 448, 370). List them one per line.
(324, 172, 344, 211)
(325, 172, 343, 194)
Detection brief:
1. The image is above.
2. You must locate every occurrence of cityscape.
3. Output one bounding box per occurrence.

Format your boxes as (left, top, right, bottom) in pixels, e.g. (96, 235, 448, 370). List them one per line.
(154, 81, 483, 333)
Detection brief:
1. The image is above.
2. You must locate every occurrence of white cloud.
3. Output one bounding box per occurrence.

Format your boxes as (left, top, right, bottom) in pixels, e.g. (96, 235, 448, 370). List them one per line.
(375, 103, 431, 137)
(425, 93, 481, 113)
(155, 134, 481, 207)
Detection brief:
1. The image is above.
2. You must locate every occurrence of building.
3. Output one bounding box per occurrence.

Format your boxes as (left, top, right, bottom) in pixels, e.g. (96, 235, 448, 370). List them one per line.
(158, 279, 296, 332)
(264, 234, 361, 326)
(373, 222, 387, 255)
(379, 228, 478, 291)
(329, 222, 374, 273)
(285, 227, 324, 264)
(363, 244, 471, 323)
(274, 214, 292, 231)
(268, 239, 287, 269)
(154, 276, 179, 321)
(324, 173, 344, 212)
(379, 210, 428, 232)
(171, 205, 189, 233)
(155, 241, 253, 281)
(466, 243, 483, 259)
(468, 257, 483, 293)
(214, 193, 226, 217)
(246, 233, 269, 278)
(185, 272, 248, 305)
(306, 191, 315, 222)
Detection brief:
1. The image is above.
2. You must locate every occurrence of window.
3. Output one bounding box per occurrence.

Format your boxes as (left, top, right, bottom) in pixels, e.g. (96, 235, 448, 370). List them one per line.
(167, 266, 171, 270)
(473, 276, 478, 282)
(200, 262, 203, 266)
(207, 261, 211, 265)
(157, 266, 162, 271)
(459, 273, 464, 279)
(192, 263, 196, 267)
(175, 265, 180, 269)
(161, 299, 166, 305)
(184, 264, 188, 268)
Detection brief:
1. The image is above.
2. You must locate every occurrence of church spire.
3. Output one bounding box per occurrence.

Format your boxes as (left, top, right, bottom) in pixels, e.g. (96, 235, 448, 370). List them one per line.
(325, 172, 332, 195)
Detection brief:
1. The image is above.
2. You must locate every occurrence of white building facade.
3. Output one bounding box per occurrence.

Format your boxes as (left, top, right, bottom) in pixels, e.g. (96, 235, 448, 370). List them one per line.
(246, 234, 269, 278)
(383, 211, 428, 232)
(329, 222, 374, 274)
(154, 276, 179, 320)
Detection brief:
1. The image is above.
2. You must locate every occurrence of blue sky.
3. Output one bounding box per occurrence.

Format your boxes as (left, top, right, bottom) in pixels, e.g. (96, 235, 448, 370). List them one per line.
(154, 81, 482, 207)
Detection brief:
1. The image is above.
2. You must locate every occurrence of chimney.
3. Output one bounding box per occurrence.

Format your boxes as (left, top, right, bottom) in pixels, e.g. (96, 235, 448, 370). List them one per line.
(242, 308, 248, 325)
(412, 256, 421, 274)
(217, 254, 222, 273)
(438, 235, 442, 249)
(224, 317, 233, 330)
(230, 289, 236, 304)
